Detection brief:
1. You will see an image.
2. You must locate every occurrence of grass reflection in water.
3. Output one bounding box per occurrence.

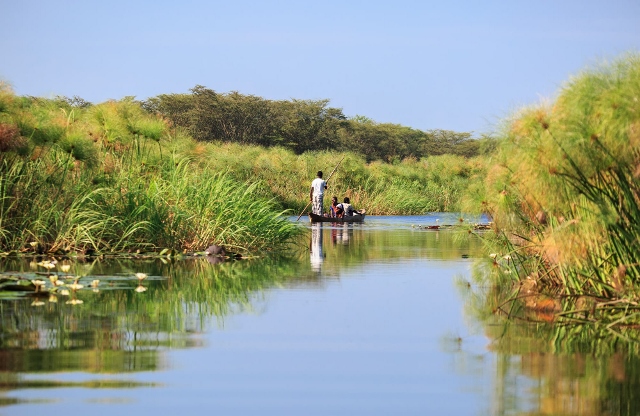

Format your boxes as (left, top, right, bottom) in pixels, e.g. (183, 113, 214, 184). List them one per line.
(460, 260, 640, 416)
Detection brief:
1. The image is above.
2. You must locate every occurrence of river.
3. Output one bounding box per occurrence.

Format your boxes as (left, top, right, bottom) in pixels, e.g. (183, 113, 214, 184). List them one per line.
(0, 214, 637, 415)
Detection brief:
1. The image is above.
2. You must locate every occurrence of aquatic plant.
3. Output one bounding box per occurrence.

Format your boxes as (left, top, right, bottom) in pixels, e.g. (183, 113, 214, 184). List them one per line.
(474, 52, 640, 323)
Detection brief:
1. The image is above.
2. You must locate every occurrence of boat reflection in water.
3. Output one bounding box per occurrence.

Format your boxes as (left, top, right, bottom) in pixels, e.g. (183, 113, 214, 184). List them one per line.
(310, 222, 359, 272)
(331, 223, 353, 245)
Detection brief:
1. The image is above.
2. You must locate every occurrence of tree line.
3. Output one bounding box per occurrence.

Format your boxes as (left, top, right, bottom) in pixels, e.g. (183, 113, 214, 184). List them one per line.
(141, 85, 492, 162)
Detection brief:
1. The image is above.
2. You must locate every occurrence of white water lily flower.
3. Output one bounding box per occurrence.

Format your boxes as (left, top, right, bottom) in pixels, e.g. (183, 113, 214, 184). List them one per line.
(31, 300, 45, 306)
(68, 283, 84, 291)
(53, 280, 65, 286)
(48, 295, 58, 303)
(489, 253, 497, 259)
(66, 299, 83, 305)
(59, 289, 70, 296)
(135, 285, 147, 293)
(135, 273, 147, 281)
(29, 241, 38, 247)
(91, 280, 100, 288)
(32, 280, 46, 287)
(49, 275, 58, 283)
(60, 264, 71, 272)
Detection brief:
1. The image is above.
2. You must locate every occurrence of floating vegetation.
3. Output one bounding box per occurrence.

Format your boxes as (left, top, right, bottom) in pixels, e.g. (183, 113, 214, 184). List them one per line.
(0, 259, 167, 303)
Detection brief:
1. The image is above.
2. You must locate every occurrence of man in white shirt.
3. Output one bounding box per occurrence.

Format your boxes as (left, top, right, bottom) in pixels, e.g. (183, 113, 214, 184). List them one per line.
(309, 171, 327, 215)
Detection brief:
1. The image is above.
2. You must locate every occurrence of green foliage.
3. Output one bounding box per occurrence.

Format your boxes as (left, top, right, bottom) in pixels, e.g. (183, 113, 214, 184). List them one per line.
(144, 85, 479, 161)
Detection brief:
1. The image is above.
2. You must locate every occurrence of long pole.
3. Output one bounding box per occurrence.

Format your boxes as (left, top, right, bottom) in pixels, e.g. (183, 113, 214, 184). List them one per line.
(296, 155, 346, 221)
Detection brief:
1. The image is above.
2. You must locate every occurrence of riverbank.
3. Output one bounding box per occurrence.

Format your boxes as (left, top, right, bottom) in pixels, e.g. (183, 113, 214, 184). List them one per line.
(0, 85, 488, 255)
(470, 53, 640, 326)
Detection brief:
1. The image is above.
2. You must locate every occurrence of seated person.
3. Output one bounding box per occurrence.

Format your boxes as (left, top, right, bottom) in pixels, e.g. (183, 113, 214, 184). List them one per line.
(329, 196, 342, 218)
(337, 197, 356, 216)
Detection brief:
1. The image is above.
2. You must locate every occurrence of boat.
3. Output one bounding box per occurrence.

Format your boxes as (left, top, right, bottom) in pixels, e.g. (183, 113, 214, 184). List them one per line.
(308, 211, 366, 223)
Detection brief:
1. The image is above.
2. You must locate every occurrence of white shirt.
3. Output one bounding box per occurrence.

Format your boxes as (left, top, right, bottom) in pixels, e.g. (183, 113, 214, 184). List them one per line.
(339, 202, 354, 216)
(311, 178, 326, 197)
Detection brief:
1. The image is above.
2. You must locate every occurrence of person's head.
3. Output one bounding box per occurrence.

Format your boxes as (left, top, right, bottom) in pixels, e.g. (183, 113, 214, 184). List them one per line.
(331, 196, 338, 204)
(317, 171, 323, 178)
(343, 197, 350, 203)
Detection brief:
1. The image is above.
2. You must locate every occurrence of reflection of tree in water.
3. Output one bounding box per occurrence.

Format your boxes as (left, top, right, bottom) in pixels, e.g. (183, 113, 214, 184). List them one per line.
(455, 264, 640, 416)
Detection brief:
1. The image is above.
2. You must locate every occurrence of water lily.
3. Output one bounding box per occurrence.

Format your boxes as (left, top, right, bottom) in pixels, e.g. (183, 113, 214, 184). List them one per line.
(60, 264, 71, 273)
(66, 299, 83, 305)
(135, 285, 147, 293)
(29, 241, 38, 248)
(53, 280, 65, 286)
(48, 294, 58, 303)
(32, 279, 46, 287)
(68, 282, 84, 291)
(31, 300, 45, 307)
(49, 275, 58, 283)
(60, 289, 70, 296)
(38, 261, 56, 270)
(91, 280, 100, 288)
(489, 253, 497, 259)
(135, 273, 147, 281)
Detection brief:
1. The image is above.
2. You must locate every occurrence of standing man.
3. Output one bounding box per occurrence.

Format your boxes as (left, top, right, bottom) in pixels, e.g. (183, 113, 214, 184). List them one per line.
(309, 171, 327, 215)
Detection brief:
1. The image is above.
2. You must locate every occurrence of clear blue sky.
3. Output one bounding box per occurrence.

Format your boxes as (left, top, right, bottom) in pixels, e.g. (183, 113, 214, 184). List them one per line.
(2, 1, 639, 135)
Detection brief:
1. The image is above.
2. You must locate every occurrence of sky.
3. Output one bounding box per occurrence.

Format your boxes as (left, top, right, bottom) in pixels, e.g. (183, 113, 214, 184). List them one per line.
(2, 0, 639, 136)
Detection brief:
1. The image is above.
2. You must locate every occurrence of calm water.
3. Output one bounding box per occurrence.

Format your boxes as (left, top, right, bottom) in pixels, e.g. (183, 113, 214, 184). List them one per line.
(0, 214, 638, 415)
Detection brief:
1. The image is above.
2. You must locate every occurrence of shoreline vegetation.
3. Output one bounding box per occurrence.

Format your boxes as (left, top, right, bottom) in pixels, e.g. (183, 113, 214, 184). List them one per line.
(468, 53, 640, 329)
(0, 79, 490, 256)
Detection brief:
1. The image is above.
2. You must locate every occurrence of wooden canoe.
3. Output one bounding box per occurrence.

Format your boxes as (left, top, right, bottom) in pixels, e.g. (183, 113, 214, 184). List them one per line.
(308, 212, 365, 223)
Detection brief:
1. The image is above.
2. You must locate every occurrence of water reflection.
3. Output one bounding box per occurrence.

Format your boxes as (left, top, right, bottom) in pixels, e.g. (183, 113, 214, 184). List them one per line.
(310, 224, 323, 272)
(331, 223, 354, 245)
(309, 223, 361, 272)
(459, 263, 640, 416)
(4, 215, 637, 414)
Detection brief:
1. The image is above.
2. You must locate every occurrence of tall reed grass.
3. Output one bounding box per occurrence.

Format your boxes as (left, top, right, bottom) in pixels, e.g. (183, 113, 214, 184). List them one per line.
(0, 88, 299, 254)
(184, 142, 488, 215)
(472, 53, 640, 321)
